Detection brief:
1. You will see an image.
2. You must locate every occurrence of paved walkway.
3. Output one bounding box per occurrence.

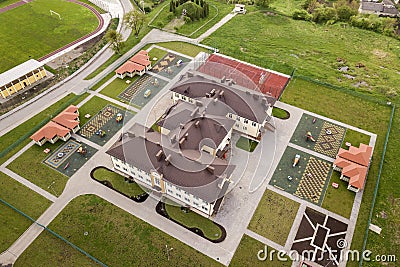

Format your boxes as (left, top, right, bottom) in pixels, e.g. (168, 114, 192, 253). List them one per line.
(196, 12, 236, 42)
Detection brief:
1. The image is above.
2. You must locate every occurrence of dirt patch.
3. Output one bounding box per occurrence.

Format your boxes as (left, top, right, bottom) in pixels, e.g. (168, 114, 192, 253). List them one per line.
(373, 49, 388, 59)
(164, 18, 185, 32)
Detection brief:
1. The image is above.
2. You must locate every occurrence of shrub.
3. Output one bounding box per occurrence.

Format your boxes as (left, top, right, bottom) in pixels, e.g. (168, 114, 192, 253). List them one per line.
(336, 5, 357, 22)
(312, 7, 337, 23)
(292, 9, 312, 21)
(183, 15, 192, 23)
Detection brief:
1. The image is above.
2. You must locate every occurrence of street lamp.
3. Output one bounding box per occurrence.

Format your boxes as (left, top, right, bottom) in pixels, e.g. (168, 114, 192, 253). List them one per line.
(165, 244, 173, 261)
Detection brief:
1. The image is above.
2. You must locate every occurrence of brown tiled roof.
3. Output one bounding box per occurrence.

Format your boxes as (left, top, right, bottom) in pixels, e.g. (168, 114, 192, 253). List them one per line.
(337, 143, 372, 167)
(52, 105, 79, 130)
(30, 121, 70, 142)
(334, 157, 368, 189)
(130, 52, 151, 67)
(116, 61, 146, 75)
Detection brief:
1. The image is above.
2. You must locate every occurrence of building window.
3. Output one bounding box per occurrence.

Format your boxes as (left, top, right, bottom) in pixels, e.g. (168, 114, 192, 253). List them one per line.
(131, 171, 136, 176)
(146, 179, 151, 183)
(243, 126, 247, 131)
(252, 122, 257, 127)
(228, 114, 232, 118)
(116, 164, 120, 168)
(167, 189, 173, 194)
(236, 117, 240, 121)
(244, 119, 248, 124)
(123, 167, 128, 171)
(176, 193, 181, 198)
(184, 197, 190, 202)
(193, 202, 199, 206)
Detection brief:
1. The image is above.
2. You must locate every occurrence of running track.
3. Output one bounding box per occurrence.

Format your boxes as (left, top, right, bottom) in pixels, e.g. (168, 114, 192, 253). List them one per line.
(0, 0, 33, 14)
(0, 0, 104, 62)
(38, 0, 105, 61)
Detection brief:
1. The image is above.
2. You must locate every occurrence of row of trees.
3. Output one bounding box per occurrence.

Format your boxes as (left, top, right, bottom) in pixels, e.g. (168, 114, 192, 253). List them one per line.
(293, 0, 399, 37)
(106, 10, 146, 54)
(169, 0, 210, 21)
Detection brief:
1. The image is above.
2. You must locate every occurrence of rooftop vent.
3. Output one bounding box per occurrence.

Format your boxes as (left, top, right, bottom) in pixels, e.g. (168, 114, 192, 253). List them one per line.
(206, 166, 215, 174)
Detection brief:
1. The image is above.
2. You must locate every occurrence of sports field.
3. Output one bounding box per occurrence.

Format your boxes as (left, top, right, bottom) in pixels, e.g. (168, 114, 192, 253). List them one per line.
(0, 0, 99, 72)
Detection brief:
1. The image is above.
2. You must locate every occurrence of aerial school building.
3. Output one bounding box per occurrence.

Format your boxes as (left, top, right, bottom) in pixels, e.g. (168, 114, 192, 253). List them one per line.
(0, 59, 47, 99)
(107, 73, 276, 217)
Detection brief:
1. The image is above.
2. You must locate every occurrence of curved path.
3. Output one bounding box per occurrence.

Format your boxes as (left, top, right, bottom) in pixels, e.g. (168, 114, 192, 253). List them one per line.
(38, 0, 105, 62)
(0, 0, 33, 14)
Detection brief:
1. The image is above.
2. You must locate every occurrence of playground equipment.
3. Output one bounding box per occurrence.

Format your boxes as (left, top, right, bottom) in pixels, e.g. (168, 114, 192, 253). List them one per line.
(64, 162, 70, 170)
(144, 89, 152, 98)
(287, 175, 293, 181)
(293, 154, 301, 167)
(96, 129, 106, 137)
(306, 131, 316, 142)
(77, 146, 87, 155)
(312, 117, 317, 124)
(116, 113, 123, 123)
(176, 59, 183, 67)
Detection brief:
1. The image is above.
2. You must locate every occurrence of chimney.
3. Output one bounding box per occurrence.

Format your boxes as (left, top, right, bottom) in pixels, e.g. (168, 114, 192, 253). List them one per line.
(245, 91, 251, 95)
(156, 150, 163, 161)
(195, 121, 200, 128)
(180, 123, 185, 129)
(219, 90, 224, 97)
(213, 97, 218, 104)
(221, 76, 226, 83)
(210, 88, 216, 96)
(179, 137, 185, 145)
(170, 134, 177, 143)
(262, 97, 267, 105)
(165, 154, 171, 165)
(206, 166, 215, 174)
(187, 72, 194, 77)
(253, 93, 260, 100)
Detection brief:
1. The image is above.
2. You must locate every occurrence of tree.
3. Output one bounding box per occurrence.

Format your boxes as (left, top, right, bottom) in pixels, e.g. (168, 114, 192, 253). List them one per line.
(106, 30, 124, 54)
(255, 0, 272, 8)
(124, 10, 146, 38)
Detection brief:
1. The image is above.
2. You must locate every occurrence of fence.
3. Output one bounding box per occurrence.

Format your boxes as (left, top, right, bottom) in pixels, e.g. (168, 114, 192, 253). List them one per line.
(359, 104, 395, 267)
(0, 197, 107, 266)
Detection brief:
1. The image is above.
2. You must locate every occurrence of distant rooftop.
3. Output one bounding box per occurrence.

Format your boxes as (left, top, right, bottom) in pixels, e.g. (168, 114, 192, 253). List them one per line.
(0, 59, 43, 87)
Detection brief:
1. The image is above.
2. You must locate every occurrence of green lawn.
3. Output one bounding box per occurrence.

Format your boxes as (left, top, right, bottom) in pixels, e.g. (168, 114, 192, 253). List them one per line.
(0, 93, 88, 165)
(150, 0, 233, 38)
(89, 72, 115, 91)
(148, 47, 168, 64)
(203, 12, 400, 97)
(341, 128, 371, 149)
(99, 76, 138, 101)
(0, 172, 52, 252)
(279, 78, 396, 267)
(270, 0, 304, 16)
(17, 195, 221, 266)
(249, 189, 300, 246)
(92, 167, 145, 197)
(229, 234, 292, 267)
(322, 171, 355, 219)
(236, 136, 258, 152)
(7, 141, 69, 196)
(0, 0, 98, 72)
(164, 202, 222, 240)
(157, 41, 209, 57)
(15, 230, 98, 267)
(272, 107, 290, 119)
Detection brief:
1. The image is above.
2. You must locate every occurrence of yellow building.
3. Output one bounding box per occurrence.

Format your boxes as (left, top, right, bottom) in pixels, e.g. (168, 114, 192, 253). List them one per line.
(0, 59, 47, 99)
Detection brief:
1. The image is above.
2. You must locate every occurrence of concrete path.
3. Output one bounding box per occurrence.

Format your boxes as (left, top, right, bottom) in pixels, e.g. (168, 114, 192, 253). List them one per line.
(0, 167, 57, 202)
(196, 12, 236, 42)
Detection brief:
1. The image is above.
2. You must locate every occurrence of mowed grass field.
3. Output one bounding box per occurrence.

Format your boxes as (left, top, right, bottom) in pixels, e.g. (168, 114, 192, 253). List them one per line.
(203, 12, 400, 97)
(16, 195, 221, 266)
(0, 0, 99, 72)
